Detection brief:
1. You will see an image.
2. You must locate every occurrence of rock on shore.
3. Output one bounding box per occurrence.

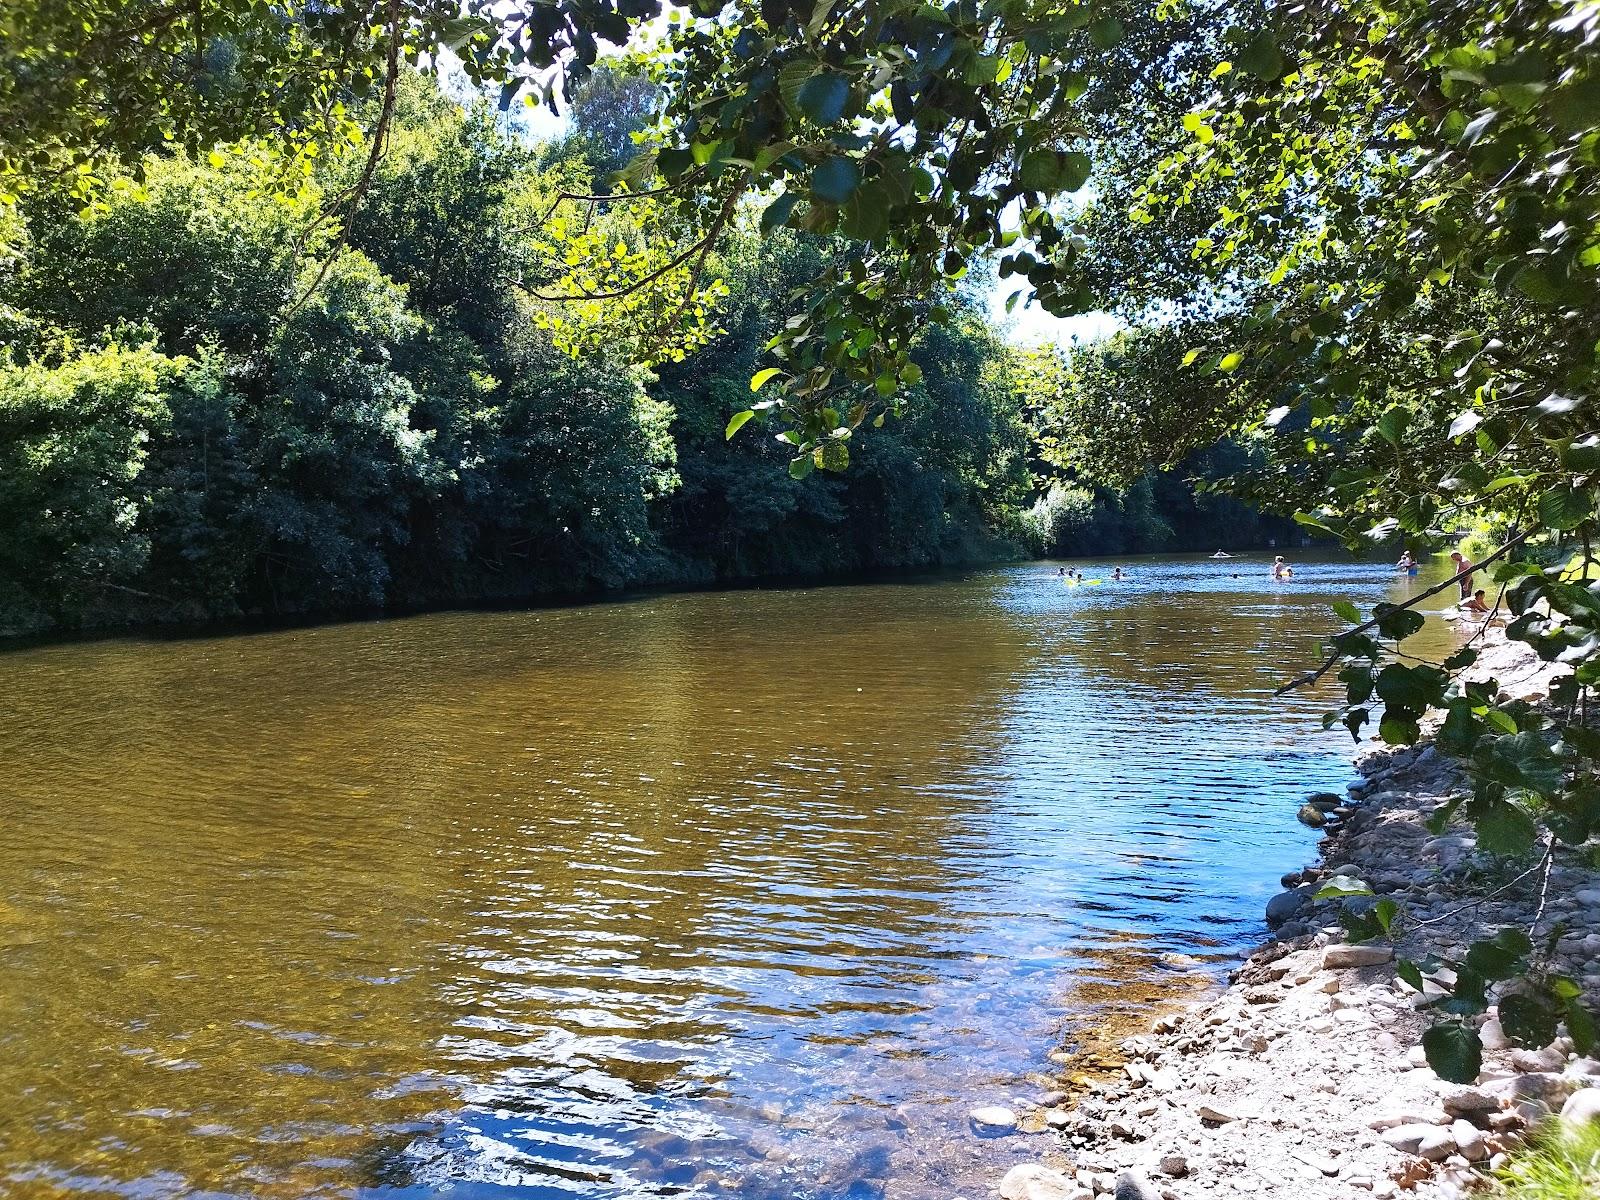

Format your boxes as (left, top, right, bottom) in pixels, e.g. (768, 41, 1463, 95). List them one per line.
(983, 633, 1600, 1198)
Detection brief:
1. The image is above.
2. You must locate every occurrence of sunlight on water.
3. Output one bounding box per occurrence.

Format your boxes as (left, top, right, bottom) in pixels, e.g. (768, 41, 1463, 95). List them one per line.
(0, 554, 1464, 1199)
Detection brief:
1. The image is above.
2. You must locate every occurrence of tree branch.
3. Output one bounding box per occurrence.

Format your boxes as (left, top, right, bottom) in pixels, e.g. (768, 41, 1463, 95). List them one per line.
(1274, 529, 1530, 696)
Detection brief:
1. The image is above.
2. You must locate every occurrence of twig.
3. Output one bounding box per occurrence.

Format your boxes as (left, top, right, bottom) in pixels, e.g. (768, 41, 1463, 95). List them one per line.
(282, 0, 403, 317)
(1275, 530, 1530, 695)
(1408, 848, 1549, 929)
(518, 177, 745, 303)
(1528, 837, 1556, 940)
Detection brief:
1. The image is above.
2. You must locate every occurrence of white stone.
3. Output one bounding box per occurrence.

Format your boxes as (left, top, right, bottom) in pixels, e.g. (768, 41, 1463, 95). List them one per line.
(1381, 1123, 1455, 1160)
(1451, 1119, 1487, 1161)
(969, 1105, 1018, 1131)
(1561, 1087, 1600, 1128)
(999, 1164, 1092, 1200)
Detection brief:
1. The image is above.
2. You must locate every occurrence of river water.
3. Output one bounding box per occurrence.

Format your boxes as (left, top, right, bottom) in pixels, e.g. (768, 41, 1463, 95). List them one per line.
(0, 554, 1460, 1199)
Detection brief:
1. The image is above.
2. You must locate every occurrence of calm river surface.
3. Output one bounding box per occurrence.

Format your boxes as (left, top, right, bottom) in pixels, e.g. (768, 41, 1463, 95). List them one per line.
(0, 554, 1461, 1200)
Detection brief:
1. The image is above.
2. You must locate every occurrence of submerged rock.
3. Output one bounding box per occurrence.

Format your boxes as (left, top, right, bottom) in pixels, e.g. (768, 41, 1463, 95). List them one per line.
(969, 1105, 1018, 1134)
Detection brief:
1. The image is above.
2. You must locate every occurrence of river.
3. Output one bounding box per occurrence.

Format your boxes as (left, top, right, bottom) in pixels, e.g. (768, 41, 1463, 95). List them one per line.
(0, 553, 1462, 1199)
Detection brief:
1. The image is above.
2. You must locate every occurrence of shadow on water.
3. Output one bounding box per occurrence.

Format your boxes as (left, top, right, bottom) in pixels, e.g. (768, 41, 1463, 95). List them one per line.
(0, 553, 1465, 1199)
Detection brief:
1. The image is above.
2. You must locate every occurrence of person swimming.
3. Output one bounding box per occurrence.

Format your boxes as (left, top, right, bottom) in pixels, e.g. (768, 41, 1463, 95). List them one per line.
(1112, 567, 1124, 581)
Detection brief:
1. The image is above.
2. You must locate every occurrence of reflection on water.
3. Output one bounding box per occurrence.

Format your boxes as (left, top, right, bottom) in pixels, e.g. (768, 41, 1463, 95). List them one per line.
(0, 554, 1458, 1199)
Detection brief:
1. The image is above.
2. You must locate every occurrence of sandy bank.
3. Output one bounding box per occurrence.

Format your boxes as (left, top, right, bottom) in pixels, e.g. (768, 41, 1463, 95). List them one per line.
(979, 632, 1600, 1200)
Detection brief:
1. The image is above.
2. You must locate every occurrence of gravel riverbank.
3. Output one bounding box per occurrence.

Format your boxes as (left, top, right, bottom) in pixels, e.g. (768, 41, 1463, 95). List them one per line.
(977, 632, 1600, 1200)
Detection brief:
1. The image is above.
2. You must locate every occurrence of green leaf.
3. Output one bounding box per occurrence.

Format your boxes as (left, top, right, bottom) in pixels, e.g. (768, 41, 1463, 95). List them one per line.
(1380, 713, 1421, 744)
(1463, 935, 1525, 981)
(750, 367, 784, 392)
(1019, 149, 1064, 192)
(1331, 599, 1361, 623)
(1500, 989, 1560, 1048)
(839, 182, 890, 242)
(1422, 1022, 1483, 1083)
(1474, 798, 1539, 857)
(1377, 406, 1410, 445)
(1238, 31, 1285, 80)
(1539, 486, 1595, 532)
(760, 191, 800, 232)
(1374, 898, 1399, 935)
(811, 156, 861, 203)
(789, 454, 815, 480)
(725, 409, 755, 440)
(1315, 873, 1373, 899)
(819, 440, 849, 471)
(1218, 351, 1244, 372)
(1089, 15, 1124, 48)
(796, 72, 850, 125)
(1397, 958, 1425, 992)
(1566, 999, 1597, 1056)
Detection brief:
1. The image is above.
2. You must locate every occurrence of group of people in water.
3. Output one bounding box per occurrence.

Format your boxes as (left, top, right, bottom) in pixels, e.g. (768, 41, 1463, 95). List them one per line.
(1050, 548, 1495, 617)
(1055, 566, 1127, 582)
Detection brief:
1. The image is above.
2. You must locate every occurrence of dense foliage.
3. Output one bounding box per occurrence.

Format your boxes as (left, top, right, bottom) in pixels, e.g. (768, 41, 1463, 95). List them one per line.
(0, 74, 1280, 635)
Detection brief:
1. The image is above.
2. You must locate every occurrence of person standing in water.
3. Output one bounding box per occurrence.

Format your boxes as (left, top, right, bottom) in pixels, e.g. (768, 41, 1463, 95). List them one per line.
(1397, 549, 1417, 574)
(1272, 555, 1293, 580)
(1112, 567, 1125, 581)
(1449, 550, 1475, 599)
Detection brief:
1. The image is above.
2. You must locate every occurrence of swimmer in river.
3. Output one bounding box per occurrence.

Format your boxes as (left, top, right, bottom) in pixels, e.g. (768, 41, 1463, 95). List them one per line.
(1463, 588, 1491, 615)
(1057, 567, 1066, 578)
(1112, 567, 1124, 581)
(1271, 555, 1293, 580)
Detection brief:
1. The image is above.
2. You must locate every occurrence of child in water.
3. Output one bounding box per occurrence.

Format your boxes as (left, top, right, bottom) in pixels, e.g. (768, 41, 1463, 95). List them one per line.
(1271, 555, 1293, 580)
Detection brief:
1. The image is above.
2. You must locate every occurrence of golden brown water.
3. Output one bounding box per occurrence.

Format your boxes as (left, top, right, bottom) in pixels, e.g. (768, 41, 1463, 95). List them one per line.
(0, 555, 1459, 1199)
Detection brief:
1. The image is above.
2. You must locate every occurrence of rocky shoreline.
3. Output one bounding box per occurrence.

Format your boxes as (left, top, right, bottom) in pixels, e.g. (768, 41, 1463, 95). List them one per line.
(979, 632, 1600, 1200)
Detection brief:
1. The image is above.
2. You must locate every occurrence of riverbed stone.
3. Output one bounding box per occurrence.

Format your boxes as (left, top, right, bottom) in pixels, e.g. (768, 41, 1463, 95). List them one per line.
(969, 1105, 1018, 1133)
(1560, 1087, 1600, 1128)
(1297, 803, 1328, 828)
(1265, 888, 1310, 927)
(1112, 1171, 1161, 1200)
(1322, 943, 1393, 969)
(1000, 1164, 1091, 1200)
(1381, 1123, 1455, 1160)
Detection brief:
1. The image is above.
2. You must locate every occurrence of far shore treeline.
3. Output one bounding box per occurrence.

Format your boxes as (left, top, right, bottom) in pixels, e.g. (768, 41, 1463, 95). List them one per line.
(0, 73, 1294, 637)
